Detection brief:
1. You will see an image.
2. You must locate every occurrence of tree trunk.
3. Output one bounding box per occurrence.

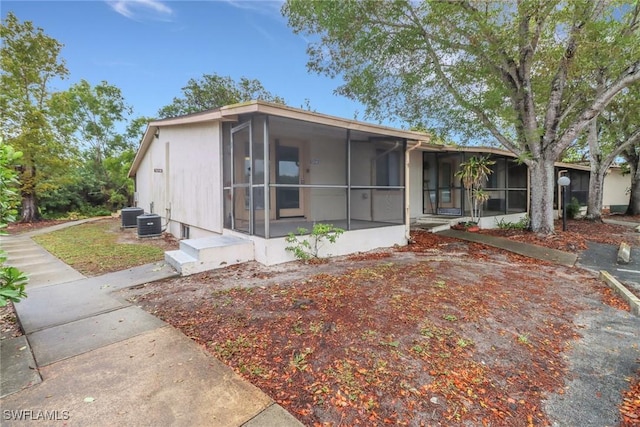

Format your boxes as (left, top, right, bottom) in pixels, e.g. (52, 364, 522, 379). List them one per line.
(20, 193, 39, 222)
(585, 171, 605, 221)
(19, 165, 40, 223)
(586, 119, 604, 221)
(626, 158, 640, 215)
(528, 159, 556, 234)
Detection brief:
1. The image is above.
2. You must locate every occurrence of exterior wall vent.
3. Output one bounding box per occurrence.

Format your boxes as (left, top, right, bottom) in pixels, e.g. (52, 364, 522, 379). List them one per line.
(121, 207, 144, 228)
(137, 213, 162, 237)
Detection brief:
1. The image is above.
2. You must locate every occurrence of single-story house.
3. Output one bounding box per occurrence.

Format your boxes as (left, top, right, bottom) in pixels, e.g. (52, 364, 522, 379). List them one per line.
(128, 101, 629, 274)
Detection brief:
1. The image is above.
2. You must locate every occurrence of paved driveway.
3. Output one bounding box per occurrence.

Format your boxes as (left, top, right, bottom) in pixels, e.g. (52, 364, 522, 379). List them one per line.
(578, 241, 640, 295)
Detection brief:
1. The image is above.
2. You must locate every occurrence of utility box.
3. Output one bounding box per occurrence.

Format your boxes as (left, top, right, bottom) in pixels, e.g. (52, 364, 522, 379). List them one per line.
(137, 213, 162, 237)
(121, 207, 144, 228)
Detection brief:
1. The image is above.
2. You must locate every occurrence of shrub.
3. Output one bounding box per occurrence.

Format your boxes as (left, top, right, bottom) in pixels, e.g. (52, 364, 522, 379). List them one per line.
(285, 223, 344, 261)
(566, 197, 581, 219)
(0, 141, 28, 306)
(496, 215, 530, 230)
(0, 254, 27, 307)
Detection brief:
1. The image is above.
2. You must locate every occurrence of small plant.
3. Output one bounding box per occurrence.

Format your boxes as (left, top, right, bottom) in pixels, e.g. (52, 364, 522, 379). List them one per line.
(212, 335, 254, 360)
(496, 214, 530, 230)
(379, 339, 400, 348)
(285, 223, 344, 262)
(361, 329, 378, 340)
(517, 334, 530, 345)
(238, 362, 268, 378)
(443, 314, 458, 322)
(309, 321, 323, 334)
(420, 326, 435, 338)
(411, 344, 427, 355)
(291, 347, 314, 371)
(433, 279, 447, 289)
(455, 155, 495, 222)
(292, 319, 305, 335)
(566, 197, 581, 219)
(456, 338, 473, 348)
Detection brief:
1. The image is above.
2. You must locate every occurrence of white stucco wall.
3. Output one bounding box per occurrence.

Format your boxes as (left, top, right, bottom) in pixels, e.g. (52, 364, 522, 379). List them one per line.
(135, 137, 167, 216)
(134, 122, 223, 236)
(603, 168, 630, 208)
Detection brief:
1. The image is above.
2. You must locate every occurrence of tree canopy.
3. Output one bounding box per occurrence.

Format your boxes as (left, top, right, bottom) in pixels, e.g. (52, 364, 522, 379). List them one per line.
(158, 73, 285, 118)
(284, 0, 640, 233)
(1, 12, 71, 222)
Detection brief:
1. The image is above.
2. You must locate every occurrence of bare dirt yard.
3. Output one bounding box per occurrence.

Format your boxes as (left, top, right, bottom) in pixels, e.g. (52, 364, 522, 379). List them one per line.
(119, 217, 640, 426)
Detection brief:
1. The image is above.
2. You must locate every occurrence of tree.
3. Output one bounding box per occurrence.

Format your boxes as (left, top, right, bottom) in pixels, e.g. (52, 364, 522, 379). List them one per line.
(0, 12, 70, 222)
(284, 1, 640, 234)
(455, 155, 495, 223)
(615, 84, 640, 215)
(51, 80, 132, 166)
(623, 145, 640, 215)
(584, 83, 640, 220)
(49, 80, 134, 210)
(158, 73, 285, 118)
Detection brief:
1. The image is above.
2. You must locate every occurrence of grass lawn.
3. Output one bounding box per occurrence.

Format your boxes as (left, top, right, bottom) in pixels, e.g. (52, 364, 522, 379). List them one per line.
(32, 218, 174, 275)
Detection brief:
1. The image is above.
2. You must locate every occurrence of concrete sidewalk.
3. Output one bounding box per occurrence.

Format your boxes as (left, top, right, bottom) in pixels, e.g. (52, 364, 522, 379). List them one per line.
(0, 221, 303, 426)
(438, 229, 578, 266)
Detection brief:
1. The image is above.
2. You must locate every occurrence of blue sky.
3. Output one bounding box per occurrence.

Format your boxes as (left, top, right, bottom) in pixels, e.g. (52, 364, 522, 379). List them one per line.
(2, 1, 376, 126)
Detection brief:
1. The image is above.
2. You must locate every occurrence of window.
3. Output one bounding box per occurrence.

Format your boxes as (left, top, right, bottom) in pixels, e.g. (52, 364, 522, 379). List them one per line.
(181, 224, 190, 240)
(376, 149, 401, 186)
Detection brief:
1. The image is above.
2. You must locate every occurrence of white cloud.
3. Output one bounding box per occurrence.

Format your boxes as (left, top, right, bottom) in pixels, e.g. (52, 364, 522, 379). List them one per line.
(219, 0, 284, 19)
(106, 0, 173, 21)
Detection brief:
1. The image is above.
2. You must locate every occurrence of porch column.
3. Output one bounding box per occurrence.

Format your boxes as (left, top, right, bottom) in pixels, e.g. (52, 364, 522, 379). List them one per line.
(248, 121, 254, 235)
(405, 139, 416, 240)
(230, 125, 235, 230)
(264, 116, 270, 239)
(346, 129, 351, 231)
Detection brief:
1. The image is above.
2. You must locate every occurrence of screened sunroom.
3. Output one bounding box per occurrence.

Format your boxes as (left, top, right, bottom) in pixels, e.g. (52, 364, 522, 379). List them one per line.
(422, 151, 529, 218)
(221, 112, 422, 239)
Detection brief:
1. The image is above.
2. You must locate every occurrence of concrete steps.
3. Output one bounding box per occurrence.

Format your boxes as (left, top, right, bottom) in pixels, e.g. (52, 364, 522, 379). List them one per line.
(165, 235, 254, 276)
(414, 216, 457, 233)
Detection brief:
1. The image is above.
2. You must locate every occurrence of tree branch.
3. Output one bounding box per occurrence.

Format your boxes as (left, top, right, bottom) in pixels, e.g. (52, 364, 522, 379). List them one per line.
(542, 1, 607, 151)
(602, 127, 640, 168)
(404, 12, 521, 155)
(553, 61, 640, 158)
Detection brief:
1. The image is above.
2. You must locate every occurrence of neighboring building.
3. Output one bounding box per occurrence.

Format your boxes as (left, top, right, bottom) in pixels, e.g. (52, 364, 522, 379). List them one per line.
(603, 166, 630, 213)
(128, 101, 629, 274)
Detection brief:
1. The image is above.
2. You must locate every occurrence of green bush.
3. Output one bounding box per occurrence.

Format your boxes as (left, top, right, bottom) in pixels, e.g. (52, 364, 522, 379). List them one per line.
(566, 197, 581, 219)
(496, 215, 530, 230)
(0, 142, 28, 306)
(285, 223, 344, 261)
(0, 254, 27, 307)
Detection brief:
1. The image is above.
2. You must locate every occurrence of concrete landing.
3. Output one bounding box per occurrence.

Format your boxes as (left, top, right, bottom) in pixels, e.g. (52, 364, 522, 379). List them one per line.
(0, 336, 41, 398)
(0, 327, 277, 427)
(16, 284, 128, 334)
(29, 306, 166, 366)
(438, 229, 578, 267)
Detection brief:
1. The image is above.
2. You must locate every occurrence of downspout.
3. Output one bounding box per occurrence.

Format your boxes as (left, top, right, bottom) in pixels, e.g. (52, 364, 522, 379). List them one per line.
(405, 141, 424, 240)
